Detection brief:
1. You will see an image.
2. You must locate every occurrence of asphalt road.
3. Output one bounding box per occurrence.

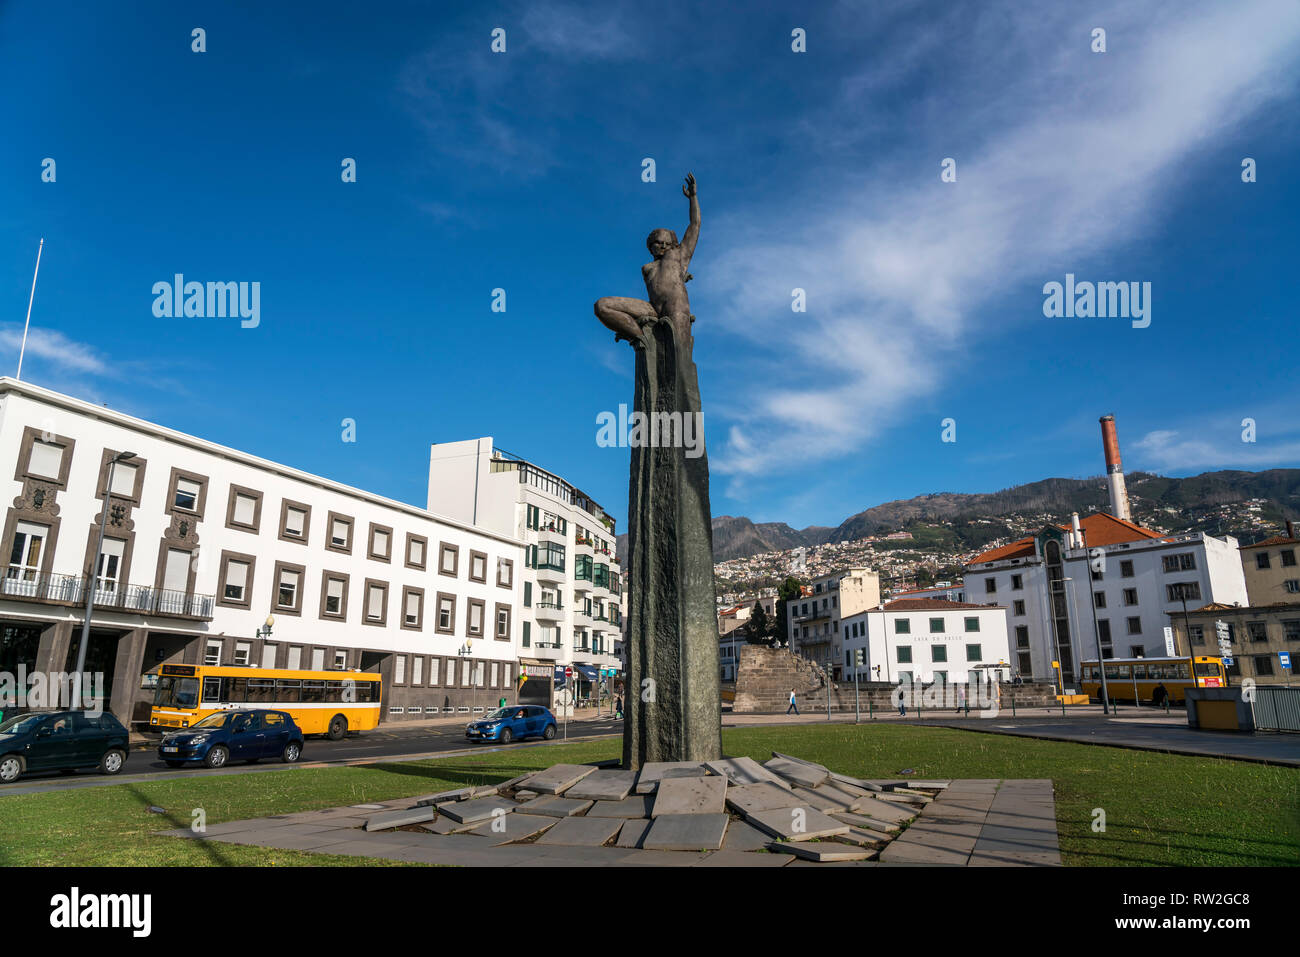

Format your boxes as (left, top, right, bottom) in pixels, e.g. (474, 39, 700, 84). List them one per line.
(0, 717, 625, 794)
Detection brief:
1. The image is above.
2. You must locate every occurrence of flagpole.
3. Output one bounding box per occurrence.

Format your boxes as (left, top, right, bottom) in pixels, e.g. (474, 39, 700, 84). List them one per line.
(17, 238, 44, 380)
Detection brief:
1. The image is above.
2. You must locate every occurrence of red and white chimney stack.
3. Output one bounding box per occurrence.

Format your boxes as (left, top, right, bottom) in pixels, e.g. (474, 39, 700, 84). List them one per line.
(1099, 414, 1132, 523)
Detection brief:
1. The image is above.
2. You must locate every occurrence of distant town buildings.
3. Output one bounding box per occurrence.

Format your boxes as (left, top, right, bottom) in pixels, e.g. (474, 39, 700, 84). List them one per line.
(841, 598, 1010, 685)
(785, 567, 881, 678)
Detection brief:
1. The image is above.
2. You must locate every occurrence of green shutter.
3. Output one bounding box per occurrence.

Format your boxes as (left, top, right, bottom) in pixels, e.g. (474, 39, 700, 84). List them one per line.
(524, 582, 532, 607)
(522, 622, 531, 647)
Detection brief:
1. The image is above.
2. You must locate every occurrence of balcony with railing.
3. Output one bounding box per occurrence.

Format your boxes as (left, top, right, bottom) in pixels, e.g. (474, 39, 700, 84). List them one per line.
(1, 568, 216, 621)
(534, 599, 565, 623)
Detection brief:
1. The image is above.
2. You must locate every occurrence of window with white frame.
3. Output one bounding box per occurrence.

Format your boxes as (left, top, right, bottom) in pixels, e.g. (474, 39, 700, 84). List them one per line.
(8, 521, 48, 579)
(232, 492, 257, 527)
(28, 440, 64, 479)
(366, 582, 386, 622)
(174, 477, 202, 511)
(110, 462, 137, 497)
(223, 559, 250, 602)
(234, 642, 251, 666)
(277, 568, 300, 609)
(204, 640, 222, 666)
(412, 656, 423, 685)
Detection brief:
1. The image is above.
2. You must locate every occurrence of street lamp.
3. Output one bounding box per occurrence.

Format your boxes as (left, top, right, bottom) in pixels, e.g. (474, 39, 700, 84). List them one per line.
(74, 450, 135, 709)
(256, 615, 274, 641)
(1062, 574, 1111, 714)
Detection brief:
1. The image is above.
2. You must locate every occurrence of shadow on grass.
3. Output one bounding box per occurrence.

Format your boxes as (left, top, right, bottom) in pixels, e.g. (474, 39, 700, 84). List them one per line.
(361, 762, 528, 788)
(123, 783, 235, 867)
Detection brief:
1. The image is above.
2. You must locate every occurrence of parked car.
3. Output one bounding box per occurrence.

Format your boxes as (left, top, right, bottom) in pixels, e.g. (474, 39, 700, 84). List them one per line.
(157, 709, 304, 768)
(0, 710, 130, 783)
(465, 705, 557, 743)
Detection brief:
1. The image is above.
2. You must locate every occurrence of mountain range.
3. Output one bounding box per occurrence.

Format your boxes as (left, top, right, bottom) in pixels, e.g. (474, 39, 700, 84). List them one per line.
(615, 469, 1300, 563)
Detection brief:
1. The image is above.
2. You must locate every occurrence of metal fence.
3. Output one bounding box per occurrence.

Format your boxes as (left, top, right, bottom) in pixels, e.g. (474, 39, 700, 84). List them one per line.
(1252, 685, 1300, 732)
(1, 568, 214, 619)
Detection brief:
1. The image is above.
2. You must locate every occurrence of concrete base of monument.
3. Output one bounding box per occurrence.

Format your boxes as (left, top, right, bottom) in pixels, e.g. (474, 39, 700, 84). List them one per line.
(159, 753, 1061, 866)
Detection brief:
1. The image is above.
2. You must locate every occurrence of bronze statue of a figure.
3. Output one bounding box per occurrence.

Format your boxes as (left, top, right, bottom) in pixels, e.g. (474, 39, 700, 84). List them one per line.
(595, 173, 700, 347)
(594, 173, 721, 768)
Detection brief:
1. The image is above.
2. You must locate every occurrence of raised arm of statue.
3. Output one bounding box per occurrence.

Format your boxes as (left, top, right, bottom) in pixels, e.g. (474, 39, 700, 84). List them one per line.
(679, 173, 700, 266)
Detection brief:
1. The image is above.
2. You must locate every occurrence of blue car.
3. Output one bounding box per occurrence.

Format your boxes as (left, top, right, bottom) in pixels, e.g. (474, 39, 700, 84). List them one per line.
(157, 709, 304, 769)
(465, 706, 557, 744)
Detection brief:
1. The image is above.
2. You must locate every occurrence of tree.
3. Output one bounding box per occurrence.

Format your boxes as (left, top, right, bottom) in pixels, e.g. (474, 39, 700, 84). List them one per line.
(746, 600, 771, 644)
(774, 576, 804, 647)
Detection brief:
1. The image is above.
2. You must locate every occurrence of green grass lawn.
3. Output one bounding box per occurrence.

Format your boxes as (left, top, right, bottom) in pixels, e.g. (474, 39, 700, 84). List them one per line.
(1, 726, 1295, 866)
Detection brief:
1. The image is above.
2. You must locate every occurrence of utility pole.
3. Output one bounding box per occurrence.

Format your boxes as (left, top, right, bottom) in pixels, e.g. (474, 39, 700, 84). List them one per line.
(16, 238, 44, 380)
(75, 450, 135, 709)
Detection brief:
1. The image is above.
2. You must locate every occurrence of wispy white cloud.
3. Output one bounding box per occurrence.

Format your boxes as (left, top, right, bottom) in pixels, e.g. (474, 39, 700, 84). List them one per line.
(707, 0, 1300, 487)
(0, 324, 109, 377)
(1132, 428, 1300, 472)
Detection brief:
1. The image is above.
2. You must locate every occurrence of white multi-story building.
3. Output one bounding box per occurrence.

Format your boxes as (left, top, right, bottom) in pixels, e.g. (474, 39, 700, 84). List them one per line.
(785, 567, 880, 679)
(841, 599, 1011, 685)
(0, 378, 531, 727)
(427, 439, 624, 706)
(886, 582, 967, 603)
(963, 512, 1249, 687)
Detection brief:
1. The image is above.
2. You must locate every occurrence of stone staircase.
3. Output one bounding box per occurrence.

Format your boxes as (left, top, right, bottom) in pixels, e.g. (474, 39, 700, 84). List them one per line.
(733, 644, 1059, 713)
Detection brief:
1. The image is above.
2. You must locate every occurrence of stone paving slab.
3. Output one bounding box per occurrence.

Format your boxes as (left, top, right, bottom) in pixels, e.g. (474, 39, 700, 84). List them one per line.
(468, 812, 557, 845)
(790, 786, 852, 813)
(421, 817, 466, 835)
(704, 757, 795, 790)
(438, 796, 519, 825)
(534, 815, 624, 847)
(641, 813, 729, 851)
(527, 764, 598, 795)
(745, 805, 849, 841)
(516, 795, 594, 817)
(564, 770, 638, 802)
(415, 785, 498, 806)
(724, 782, 803, 815)
(834, 827, 888, 849)
(812, 784, 869, 812)
(875, 789, 931, 806)
(652, 774, 727, 816)
(364, 807, 436, 831)
(158, 771, 1060, 868)
(830, 810, 900, 834)
(774, 841, 876, 862)
(967, 779, 1060, 867)
(587, 794, 656, 818)
(764, 758, 829, 788)
(634, 762, 710, 793)
(852, 796, 918, 824)
(721, 818, 776, 851)
(616, 818, 653, 849)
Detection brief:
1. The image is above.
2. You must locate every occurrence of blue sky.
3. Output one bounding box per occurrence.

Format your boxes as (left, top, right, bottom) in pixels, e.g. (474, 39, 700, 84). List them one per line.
(3, 0, 1299, 532)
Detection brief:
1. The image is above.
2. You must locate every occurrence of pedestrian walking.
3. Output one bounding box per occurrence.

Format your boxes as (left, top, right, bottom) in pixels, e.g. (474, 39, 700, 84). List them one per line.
(786, 688, 799, 715)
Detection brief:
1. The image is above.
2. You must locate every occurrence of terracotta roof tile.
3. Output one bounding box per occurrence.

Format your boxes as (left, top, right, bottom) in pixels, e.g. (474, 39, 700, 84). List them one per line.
(881, 598, 1000, 611)
(1240, 536, 1300, 550)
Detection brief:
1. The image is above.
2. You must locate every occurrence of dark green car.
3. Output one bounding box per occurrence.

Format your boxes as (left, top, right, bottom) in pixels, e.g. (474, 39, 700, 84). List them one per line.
(0, 710, 130, 784)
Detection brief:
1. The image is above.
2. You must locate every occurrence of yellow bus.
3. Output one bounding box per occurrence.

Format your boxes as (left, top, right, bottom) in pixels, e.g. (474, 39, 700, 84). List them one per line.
(1079, 656, 1225, 705)
(149, 664, 382, 739)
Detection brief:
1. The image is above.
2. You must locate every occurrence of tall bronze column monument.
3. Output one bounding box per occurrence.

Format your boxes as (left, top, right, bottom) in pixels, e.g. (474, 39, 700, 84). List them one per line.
(594, 173, 721, 768)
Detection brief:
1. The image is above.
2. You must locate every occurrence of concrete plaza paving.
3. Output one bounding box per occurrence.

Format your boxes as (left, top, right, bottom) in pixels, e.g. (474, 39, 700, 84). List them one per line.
(158, 755, 1061, 867)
